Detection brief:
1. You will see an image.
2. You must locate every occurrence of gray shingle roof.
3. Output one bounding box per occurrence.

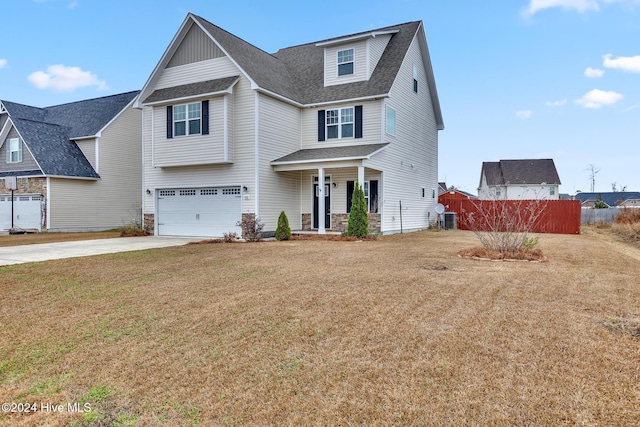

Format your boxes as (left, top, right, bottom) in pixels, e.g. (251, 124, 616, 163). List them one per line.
(11, 118, 99, 178)
(143, 76, 239, 104)
(1, 91, 139, 178)
(482, 159, 561, 186)
(193, 15, 421, 105)
(272, 143, 388, 164)
(573, 192, 640, 207)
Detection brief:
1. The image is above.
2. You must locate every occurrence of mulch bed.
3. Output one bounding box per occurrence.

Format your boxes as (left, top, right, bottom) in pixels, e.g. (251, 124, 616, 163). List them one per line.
(458, 246, 547, 262)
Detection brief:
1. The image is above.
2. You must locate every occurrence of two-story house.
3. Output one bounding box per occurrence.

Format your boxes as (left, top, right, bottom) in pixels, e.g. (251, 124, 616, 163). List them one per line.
(478, 159, 561, 200)
(0, 92, 141, 232)
(135, 13, 444, 237)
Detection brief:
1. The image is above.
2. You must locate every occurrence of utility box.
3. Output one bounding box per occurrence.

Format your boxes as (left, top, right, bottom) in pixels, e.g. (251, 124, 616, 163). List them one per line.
(444, 212, 457, 230)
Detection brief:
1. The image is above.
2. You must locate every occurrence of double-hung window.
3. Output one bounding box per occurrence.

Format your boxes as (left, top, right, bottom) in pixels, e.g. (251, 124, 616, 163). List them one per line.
(337, 48, 354, 76)
(6, 138, 22, 163)
(326, 107, 354, 139)
(173, 102, 201, 137)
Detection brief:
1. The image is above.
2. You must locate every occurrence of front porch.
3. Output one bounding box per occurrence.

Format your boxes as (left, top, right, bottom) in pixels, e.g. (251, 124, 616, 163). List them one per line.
(271, 143, 388, 236)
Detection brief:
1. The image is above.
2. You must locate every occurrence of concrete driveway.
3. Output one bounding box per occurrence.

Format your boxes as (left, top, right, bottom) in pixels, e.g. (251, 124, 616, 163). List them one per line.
(0, 236, 203, 266)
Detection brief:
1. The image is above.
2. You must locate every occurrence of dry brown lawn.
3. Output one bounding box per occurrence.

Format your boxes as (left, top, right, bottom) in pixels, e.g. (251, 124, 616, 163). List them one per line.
(1, 227, 639, 426)
(0, 231, 120, 247)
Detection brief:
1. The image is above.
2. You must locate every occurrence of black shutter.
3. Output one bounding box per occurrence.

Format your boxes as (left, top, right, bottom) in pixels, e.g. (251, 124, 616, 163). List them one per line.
(370, 180, 378, 213)
(355, 105, 363, 139)
(166, 106, 173, 139)
(318, 110, 325, 141)
(347, 181, 354, 214)
(202, 100, 209, 135)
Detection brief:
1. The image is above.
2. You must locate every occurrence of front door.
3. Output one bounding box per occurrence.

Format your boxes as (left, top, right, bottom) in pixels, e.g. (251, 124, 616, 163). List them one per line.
(313, 183, 331, 229)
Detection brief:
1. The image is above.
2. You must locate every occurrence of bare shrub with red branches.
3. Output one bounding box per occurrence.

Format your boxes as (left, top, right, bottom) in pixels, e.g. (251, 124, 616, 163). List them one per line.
(460, 196, 549, 254)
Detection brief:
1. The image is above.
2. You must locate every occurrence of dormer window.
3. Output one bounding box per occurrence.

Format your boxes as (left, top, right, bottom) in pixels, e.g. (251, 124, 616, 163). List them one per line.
(337, 49, 354, 76)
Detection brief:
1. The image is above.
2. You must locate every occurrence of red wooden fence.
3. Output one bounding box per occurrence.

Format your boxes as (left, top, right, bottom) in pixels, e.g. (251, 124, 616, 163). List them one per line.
(439, 198, 581, 235)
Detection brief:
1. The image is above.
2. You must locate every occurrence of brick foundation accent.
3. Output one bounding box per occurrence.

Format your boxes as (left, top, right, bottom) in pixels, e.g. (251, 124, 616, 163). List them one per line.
(144, 214, 155, 234)
(302, 213, 311, 231)
(301, 212, 381, 234)
(332, 213, 381, 234)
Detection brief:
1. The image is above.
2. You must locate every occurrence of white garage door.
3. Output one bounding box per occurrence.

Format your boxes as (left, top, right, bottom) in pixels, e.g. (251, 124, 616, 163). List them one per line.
(0, 194, 43, 231)
(156, 187, 242, 237)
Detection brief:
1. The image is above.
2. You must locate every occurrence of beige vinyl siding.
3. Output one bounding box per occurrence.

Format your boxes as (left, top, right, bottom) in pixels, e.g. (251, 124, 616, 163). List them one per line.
(364, 34, 439, 233)
(301, 100, 381, 149)
(167, 22, 225, 68)
(324, 40, 368, 86)
(152, 95, 229, 167)
(367, 35, 392, 78)
(75, 139, 97, 170)
(257, 93, 301, 231)
(156, 56, 238, 90)
(143, 75, 256, 216)
(0, 126, 40, 173)
(0, 114, 7, 130)
(48, 106, 142, 230)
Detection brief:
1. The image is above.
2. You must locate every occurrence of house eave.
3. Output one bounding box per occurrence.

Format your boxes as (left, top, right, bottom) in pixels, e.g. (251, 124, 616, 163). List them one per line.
(303, 94, 388, 108)
(315, 30, 399, 47)
(142, 87, 236, 106)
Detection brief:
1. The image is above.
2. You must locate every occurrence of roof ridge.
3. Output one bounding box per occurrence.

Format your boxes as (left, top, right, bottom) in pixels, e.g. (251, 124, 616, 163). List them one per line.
(44, 90, 140, 109)
(276, 20, 420, 52)
(12, 116, 65, 127)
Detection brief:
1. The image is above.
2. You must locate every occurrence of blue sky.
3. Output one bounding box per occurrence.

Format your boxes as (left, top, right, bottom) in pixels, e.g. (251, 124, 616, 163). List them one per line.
(1, 0, 638, 194)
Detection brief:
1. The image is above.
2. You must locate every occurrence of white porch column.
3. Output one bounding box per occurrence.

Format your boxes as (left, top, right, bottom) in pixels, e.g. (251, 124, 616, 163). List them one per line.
(318, 167, 326, 234)
(357, 166, 365, 187)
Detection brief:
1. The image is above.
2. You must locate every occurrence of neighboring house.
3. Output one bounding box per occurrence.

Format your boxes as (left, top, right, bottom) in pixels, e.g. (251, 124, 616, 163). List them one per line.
(0, 91, 141, 231)
(477, 159, 561, 200)
(135, 13, 444, 237)
(573, 192, 640, 208)
(438, 182, 477, 201)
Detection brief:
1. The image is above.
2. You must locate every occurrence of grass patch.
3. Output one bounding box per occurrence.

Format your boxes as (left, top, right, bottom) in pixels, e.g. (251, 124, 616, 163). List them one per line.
(1, 229, 639, 425)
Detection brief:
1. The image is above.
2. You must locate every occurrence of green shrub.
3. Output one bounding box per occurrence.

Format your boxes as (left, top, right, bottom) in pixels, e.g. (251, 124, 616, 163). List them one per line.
(522, 236, 539, 250)
(347, 181, 368, 238)
(275, 211, 291, 241)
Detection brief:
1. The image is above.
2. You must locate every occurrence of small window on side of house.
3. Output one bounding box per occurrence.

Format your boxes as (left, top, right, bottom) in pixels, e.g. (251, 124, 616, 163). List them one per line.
(385, 105, 396, 136)
(550, 186, 556, 196)
(338, 48, 354, 76)
(413, 65, 418, 93)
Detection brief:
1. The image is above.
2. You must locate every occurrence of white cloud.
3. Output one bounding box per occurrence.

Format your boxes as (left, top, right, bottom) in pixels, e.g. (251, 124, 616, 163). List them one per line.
(522, 0, 600, 17)
(0, 59, 7, 69)
(574, 89, 623, 108)
(28, 64, 107, 92)
(546, 99, 567, 107)
(516, 110, 533, 119)
(603, 54, 640, 73)
(584, 67, 605, 78)
(522, 0, 640, 16)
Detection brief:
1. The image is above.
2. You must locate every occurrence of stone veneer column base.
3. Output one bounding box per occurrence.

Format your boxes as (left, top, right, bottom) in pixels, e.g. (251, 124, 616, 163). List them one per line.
(144, 214, 155, 234)
(301, 214, 311, 231)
